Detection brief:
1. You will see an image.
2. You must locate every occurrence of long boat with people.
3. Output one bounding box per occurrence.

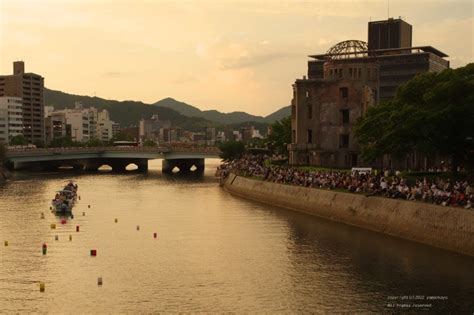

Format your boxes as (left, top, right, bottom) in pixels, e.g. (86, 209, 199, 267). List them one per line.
(52, 181, 78, 213)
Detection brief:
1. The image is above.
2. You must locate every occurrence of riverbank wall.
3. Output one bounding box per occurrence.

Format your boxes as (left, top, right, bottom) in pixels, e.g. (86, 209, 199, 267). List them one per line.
(223, 174, 474, 257)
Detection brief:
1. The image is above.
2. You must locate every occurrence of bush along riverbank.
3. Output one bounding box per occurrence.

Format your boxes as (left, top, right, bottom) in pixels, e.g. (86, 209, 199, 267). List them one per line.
(0, 166, 11, 184)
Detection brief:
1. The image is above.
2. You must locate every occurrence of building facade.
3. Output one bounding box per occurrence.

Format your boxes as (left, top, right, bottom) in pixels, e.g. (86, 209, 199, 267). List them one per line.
(289, 18, 449, 168)
(139, 115, 171, 143)
(45, 104, 117, 143)
(0, 61, 45, 143)
(204, 127, 216, 145)
(45, 112, 70, 142)
(0, 97, 23, 144)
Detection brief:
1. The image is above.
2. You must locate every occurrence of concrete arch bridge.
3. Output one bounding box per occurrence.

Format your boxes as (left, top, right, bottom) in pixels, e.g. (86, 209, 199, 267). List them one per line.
(5, 146, 221, 173)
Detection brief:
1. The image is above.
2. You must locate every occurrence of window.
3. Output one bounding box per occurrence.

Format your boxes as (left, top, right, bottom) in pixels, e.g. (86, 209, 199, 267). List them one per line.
(307, 104, 312, 119)
(338, 69, 343, 78)
(307, 129, 313, 144)
(341, 109, 349, 124)
(340, 87, 348, 98)
(339, 134, 349, 148)
(349, 68, 353, 78)
(358, 68, 362, 78)
(306, 91, 310, 98)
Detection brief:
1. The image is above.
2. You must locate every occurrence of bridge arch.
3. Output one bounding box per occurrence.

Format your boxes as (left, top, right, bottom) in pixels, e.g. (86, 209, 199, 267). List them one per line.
(98, 164, 113, 171)
(126, 163, 138, 171)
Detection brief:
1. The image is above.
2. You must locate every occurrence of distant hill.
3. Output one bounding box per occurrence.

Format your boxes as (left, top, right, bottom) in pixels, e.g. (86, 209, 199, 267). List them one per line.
(153, 97, 290, 124)
(44, 88, 290, 132)
(44, 88, 211, 132)
(264, 105, 291, 122)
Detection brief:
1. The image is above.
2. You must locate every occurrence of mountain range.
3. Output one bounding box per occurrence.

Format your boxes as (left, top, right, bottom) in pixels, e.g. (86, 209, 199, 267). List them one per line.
(44, 88, 290, 132)
(153, 97, 290, 124)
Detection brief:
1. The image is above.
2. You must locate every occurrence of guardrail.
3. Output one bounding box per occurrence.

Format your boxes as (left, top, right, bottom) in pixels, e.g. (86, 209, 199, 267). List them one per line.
(5, 146, 220, 157)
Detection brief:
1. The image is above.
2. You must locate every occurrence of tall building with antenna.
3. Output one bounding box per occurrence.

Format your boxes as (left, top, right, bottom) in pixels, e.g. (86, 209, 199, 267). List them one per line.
(0, 61, 45, 144)
(368, 18, 412, 50)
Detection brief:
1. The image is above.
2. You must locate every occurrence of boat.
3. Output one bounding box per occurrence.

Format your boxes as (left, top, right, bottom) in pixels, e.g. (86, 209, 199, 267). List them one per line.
(52, 181, 78, 214)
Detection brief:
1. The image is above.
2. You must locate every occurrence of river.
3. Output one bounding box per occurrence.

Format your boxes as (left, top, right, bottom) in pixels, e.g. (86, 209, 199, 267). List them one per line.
(0, 159, 473, 313)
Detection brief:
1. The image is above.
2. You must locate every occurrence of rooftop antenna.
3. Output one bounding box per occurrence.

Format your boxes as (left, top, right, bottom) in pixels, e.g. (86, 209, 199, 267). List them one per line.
(387, 0, 390, 19)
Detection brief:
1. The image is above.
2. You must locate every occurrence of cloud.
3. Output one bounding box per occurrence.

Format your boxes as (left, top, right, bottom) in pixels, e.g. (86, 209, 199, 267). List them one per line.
(172, 74, 198, 84)
(102, 71, 128, 78)
(220, 52, 299, 70)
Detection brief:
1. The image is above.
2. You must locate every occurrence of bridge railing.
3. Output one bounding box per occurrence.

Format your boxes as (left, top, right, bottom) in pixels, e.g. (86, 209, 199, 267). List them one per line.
(165, 145, 221, 153)
(6, 146, 170, 156)
(6, 145, 221, 157)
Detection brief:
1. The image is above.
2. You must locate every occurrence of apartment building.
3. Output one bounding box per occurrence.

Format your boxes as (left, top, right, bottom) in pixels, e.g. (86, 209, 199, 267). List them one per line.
(0, 61, 44, 143)
(0, 97, 23, 143)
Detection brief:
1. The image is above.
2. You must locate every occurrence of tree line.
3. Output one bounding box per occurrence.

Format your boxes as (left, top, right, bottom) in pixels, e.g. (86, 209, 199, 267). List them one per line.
(355, 63, 474, 173)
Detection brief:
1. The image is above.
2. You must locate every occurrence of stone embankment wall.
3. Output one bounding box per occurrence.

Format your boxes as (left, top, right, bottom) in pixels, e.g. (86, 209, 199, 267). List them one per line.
(224, 174, 474, 257)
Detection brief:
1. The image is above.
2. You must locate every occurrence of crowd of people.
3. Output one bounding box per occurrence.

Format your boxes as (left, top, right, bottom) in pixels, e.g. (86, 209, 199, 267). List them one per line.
(216, 155, 474, 209)
(52, 181, 78, 212)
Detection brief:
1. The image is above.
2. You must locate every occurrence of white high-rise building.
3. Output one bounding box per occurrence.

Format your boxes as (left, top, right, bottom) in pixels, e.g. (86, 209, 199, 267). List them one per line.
(97, 109, 114, 141)
(45, 105, 117, 143)
(0, 96, 23, 144)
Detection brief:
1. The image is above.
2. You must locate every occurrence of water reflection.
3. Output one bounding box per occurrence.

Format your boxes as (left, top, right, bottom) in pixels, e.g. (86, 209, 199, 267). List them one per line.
(0, 159, 473, 313)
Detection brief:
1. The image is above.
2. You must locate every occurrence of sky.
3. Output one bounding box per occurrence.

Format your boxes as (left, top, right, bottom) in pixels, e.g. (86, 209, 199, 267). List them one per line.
(0, 0, 473, 116)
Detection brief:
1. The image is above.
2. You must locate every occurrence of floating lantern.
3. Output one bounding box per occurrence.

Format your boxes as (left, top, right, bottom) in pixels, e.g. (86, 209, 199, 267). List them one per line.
(4, 241, 8, 246)
(39, 282, 45, 292)
(50, 223, 56, 229)
(90, 249, 97, 256)
(76, 226, 80, 232)
(97, 277, 103, 286)
(42, 243, 47, 255)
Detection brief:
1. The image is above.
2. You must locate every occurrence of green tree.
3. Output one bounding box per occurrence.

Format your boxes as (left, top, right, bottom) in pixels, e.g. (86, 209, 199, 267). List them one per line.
(110, 131, 134, 142)
(355, 63, 474, 173)
(85, 138, 103, 147)
(0, 143, 6, 165)
(49, 136, 78, 148)
(33, 140, 45, 148)
(143, 139, 157, 147)
(9, 134, 28, 146)
(266, 116, 291, 155)
(218, 140, 245, 161)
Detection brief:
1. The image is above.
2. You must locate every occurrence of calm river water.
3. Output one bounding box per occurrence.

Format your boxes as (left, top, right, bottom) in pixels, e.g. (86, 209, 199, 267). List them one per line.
(1, 159, 473, 313)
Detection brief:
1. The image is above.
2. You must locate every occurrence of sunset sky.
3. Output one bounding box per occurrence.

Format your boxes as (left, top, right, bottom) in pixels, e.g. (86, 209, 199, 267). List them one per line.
(1, 0, 472, 116)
